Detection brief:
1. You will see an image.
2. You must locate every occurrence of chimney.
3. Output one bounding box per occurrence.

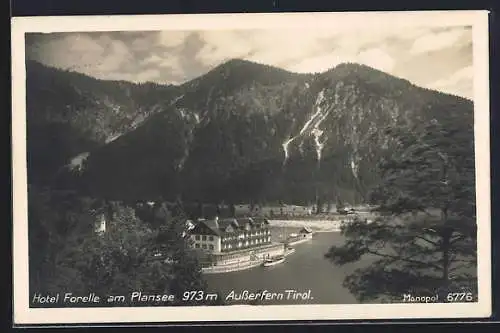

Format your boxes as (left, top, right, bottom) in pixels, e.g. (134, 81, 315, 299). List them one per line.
(214, 215, 219, 229)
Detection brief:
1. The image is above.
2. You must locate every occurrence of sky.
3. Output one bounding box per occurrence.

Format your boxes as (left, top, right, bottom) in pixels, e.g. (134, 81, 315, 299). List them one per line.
(25, 26, 473, 99)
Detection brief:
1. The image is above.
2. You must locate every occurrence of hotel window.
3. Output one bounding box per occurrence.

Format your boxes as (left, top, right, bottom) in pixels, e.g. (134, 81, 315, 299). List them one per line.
(209, 236, 214, 241)
(195, 235, 201, 240)
(209, 245, 214, 250)
(202, 235, 207, 241)
(195, 244, 200, 248)
(202, 244, 207, 249)
(267, 237, 271, 242)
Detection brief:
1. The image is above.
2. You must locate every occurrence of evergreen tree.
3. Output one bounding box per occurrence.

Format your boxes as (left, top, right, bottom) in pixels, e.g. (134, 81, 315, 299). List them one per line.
(325, 119, 477, 302)
(28, 187, 207, 305)
(28, 186, 97, 294)
(197, 201, 204, 219)
(62, 205, 160, 298)
(154, 214, 207, 305)
(229, 203, 236, 217)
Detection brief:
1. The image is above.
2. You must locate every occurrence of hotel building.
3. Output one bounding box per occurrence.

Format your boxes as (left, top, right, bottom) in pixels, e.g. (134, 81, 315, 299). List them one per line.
(188, 217, 272, 253)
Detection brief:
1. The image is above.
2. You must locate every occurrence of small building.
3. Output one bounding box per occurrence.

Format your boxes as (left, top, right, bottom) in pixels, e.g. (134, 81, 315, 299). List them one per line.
(94, 213, 106, 235)
(185, 220, 195, 231)
(338, 207, 356, 215)
(285, 205, 313, 216)
(188, 216, 272, 253)
(260, 205, 311, 217)
(284, 226, 313, 246)
(299, 227, 313, 239)
(234, 204, 259, 216)
(234, 203, 312, 217)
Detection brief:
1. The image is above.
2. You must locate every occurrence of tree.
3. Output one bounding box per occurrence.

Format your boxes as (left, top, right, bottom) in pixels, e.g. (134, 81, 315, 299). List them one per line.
(229, 203, 236, 217)
(315, 189, 323, 215)
(326, 201, 332, 214)
(28, 186, 97, 294)
(28, 187, 207, 305)
(197, 201, 204, 219)
(336, 195, 345, 213)
(153, 208, 208, 305)
(325, 119, 477, 302)
(61, 204, 161, 298)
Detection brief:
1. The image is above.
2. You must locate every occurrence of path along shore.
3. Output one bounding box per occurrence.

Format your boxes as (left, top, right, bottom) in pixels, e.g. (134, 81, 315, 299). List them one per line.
(268, 219, 344, 232)
(268, 214, 375, 232)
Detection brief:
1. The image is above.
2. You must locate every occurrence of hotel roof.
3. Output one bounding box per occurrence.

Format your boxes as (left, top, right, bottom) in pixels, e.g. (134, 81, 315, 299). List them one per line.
(300, 226, 313, 233)
(191, 217, 270, 236)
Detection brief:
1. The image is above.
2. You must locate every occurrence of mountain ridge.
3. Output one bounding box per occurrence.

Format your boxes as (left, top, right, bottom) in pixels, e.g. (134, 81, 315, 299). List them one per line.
(26, 58, 474, 206)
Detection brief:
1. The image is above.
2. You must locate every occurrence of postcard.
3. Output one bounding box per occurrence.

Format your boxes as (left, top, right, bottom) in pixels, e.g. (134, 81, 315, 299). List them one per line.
(11, 10, 491, 325)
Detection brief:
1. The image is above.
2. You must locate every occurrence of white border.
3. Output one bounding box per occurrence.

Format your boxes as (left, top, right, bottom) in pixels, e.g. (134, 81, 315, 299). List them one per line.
(11, 11, 491, 325)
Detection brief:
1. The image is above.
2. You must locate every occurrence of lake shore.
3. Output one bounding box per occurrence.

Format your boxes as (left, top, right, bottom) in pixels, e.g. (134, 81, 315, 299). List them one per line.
(268, 219, 344, 232)
(204, 231, 362, 305)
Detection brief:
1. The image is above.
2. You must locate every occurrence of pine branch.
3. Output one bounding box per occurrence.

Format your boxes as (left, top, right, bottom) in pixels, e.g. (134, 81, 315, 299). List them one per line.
(365, 249, 443, 271)
(449, 234, 468, 245)
(414, 235, 439, 246)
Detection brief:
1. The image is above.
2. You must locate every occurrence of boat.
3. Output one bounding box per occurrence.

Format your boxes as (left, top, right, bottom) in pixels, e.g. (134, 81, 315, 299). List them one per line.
(262, 255, 285, 267)
(285, 247, 295, 256)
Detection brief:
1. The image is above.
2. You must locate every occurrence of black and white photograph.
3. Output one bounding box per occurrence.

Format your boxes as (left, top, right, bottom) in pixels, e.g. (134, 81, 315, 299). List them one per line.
(12, 11, 491, 324)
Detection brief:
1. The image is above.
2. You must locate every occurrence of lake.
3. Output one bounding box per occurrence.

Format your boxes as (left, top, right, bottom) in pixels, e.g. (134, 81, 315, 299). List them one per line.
(203, 227, 373, 305)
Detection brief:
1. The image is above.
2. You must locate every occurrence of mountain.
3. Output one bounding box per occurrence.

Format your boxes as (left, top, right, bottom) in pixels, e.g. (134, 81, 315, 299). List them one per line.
(26, 59, 474, 206)
(25, 60, 181, 185)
